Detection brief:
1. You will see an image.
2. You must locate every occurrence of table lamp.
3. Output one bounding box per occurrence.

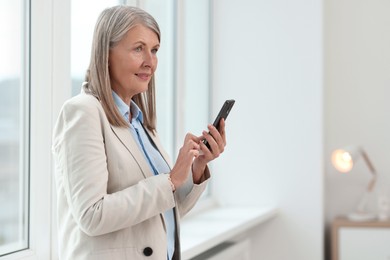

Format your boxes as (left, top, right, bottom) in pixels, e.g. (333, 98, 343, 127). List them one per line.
(331, 146, 377, 221)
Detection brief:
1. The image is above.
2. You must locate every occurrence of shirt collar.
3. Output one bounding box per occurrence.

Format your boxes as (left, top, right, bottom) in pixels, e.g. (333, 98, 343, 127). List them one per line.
(112, 91, 143, 123)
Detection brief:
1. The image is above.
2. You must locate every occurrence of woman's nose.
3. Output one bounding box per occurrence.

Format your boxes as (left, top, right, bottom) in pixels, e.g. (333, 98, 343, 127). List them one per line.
(143, 51, 153, 68)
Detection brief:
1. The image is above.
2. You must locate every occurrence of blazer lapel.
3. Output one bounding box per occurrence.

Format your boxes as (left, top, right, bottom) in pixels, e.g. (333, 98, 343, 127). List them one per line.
(110, 125, 154, 178)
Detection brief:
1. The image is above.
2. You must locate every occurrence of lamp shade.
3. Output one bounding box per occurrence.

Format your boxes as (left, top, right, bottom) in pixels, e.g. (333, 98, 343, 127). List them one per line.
(331, 146, 362, 173)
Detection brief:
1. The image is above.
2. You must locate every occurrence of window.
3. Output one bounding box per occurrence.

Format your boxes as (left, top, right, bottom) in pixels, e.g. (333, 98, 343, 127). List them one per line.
(71, 0, 122, 96)
(140, 0, 176, 156)
(0, 0, 30, 256)
(142, 0, 213, 203)
(182, 0, 211, 139)
(141, 0, 212, 159)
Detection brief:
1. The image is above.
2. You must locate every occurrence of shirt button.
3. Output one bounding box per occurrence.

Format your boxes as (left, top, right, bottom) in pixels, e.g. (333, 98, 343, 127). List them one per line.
(143, 247, 153, 256)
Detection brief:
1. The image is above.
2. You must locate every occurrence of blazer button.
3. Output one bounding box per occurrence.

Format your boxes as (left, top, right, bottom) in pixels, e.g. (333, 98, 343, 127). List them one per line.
(143, 247, 153, 256)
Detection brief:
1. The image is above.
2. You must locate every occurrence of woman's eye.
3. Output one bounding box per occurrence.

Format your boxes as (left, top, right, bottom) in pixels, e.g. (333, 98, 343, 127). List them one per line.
(151, 48, 159, 54)
(135, 46, 142, 52)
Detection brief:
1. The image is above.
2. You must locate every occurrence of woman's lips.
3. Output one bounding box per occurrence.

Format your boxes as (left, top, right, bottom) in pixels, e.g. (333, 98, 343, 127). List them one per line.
(135, 73, 151, 80)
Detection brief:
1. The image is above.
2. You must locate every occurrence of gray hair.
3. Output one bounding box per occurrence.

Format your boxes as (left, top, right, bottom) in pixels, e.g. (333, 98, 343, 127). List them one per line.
(84, 5, 160, 131)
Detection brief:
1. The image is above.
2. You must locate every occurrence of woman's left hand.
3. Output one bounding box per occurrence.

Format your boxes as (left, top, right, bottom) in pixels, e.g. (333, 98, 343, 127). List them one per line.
(192, 119, 226, 183)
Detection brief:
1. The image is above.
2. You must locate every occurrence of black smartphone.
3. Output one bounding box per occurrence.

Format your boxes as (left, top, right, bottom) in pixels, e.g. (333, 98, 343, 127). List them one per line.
(203, 99, 235, 150)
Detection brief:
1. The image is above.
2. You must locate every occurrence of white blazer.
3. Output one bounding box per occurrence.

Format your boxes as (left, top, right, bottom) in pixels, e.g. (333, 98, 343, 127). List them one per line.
(52, 92, 209, 260)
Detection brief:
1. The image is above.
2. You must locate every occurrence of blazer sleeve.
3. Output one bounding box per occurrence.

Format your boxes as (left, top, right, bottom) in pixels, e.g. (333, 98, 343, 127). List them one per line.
(52, 97, 176, 236)
(174, 167, 211, 218)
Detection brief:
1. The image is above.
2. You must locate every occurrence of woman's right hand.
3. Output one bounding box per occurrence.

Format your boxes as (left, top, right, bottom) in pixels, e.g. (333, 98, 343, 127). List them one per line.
(170, 133, 201, 188)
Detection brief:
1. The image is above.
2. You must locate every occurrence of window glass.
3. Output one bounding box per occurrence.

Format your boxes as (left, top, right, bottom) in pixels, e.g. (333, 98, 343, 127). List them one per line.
(0, 0, 29, 256)
(71, 0, 121, 96)
(183, 0, 210, 136)
(141, 0, 175, 157)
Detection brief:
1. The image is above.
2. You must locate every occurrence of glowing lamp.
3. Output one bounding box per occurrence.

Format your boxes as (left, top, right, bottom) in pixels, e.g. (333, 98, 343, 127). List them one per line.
(331, 146, 377, 221)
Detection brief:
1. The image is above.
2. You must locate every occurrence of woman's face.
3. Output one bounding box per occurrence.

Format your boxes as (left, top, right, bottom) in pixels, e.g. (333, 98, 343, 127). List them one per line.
(109, 24, 159, 104)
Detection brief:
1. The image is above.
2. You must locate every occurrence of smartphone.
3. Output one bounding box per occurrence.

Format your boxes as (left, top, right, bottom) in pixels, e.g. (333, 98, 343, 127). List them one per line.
(203, 99, 235, 150)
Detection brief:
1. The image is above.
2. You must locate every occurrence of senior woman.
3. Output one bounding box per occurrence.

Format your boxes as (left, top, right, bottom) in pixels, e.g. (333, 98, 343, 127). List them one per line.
(52, 5, 227, 260)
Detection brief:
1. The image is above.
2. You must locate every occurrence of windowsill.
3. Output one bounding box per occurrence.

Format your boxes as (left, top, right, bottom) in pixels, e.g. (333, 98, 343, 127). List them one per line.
(180, 205, 278, 260)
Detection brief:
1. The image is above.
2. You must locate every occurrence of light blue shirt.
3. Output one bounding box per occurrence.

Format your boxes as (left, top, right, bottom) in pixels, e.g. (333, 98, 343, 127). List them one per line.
(112, 91, 176, 260)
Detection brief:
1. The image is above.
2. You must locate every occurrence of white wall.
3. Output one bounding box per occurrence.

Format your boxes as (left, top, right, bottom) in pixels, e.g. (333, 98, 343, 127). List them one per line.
(324, 0, 390, 256)
(211, 0, 324, 259)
